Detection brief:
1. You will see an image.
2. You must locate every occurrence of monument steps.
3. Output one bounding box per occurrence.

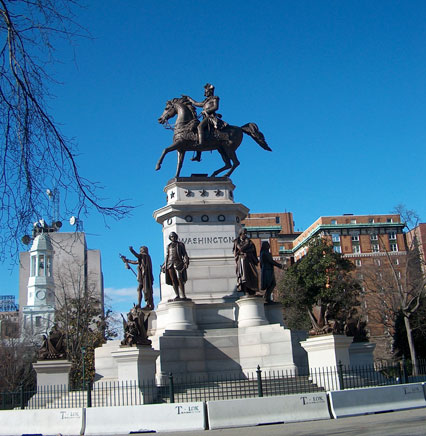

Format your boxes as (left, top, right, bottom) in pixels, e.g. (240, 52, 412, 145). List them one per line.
(155, 375, 325, 404)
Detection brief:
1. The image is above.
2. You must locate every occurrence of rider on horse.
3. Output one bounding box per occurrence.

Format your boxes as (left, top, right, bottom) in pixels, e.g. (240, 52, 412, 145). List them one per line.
(184, 83, 227, 162)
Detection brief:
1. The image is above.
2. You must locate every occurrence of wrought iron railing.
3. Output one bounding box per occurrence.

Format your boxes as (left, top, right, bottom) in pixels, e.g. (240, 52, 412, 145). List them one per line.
(1, 359, 425, 410)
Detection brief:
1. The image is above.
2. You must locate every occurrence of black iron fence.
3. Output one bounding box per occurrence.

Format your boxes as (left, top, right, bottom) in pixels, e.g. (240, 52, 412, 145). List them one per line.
(1, 359, 425, 410)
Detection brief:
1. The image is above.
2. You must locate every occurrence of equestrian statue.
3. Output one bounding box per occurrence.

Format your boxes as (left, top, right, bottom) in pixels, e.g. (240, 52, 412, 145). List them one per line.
(156, 84, 272, 178)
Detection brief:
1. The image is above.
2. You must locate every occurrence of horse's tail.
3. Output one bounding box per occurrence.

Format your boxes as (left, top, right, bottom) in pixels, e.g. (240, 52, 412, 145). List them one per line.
(241, 123, 272, 151)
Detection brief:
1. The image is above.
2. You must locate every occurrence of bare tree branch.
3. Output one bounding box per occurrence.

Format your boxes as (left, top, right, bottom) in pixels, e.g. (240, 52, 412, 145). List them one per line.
(0, 0, 133, 261)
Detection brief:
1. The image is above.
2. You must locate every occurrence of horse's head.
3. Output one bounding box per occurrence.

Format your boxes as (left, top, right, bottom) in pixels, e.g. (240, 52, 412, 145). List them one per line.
(158, 97, 197, 125)
(158, 99, 177, 125)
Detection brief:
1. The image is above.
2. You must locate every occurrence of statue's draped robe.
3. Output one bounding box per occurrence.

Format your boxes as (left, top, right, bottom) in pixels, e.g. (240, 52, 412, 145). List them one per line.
(260, 250, 280, 290)
(233, 238, 259, 292)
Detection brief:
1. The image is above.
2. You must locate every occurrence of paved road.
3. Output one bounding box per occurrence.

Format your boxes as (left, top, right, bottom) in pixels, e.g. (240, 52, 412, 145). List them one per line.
(114, 408, 426, 436)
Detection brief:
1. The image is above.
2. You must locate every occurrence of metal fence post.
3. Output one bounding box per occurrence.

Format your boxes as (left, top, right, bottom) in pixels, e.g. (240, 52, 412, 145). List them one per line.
(86, 381, 92, 407)
(169, 373, 175, 404)
(402, 357, 408, 384)
(338, 361, 345, 390)
(19, 385, 25, 410)
(256, 365, 263, 397)
(397, 361, 403, 384)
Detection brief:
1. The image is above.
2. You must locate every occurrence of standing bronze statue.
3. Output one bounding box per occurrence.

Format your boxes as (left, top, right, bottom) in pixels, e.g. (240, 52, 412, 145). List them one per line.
(260, 241, 283, 303)
(183, 83, 227, 162)
(233, 228, 259, 296)
(156, 84, 272, 178)
(162, 232, 190, 301)
(121, 246, 154, 310)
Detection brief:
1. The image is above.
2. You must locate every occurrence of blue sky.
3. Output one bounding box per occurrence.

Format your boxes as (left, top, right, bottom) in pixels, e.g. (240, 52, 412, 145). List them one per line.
(1, 1, 425, 314)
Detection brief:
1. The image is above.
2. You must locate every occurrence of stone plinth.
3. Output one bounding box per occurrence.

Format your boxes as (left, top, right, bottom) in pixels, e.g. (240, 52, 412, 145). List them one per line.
(110, 346, 160, 404)
(111, 346, 160, 384)
(33, 359, 72, 388)
(166, 299, 197, 330)
(349, 341, 376, 367)
(153, 177, 246, 309)
(144, 176, 298, 381)
(236, 296, 268, 328)
(94, 340, 121, 382)
(300, 334, 353, 390)
(264, 302, 285, 326)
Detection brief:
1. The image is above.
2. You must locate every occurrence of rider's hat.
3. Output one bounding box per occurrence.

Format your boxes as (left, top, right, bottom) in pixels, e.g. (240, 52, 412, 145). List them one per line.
(204, 83, 215, 92)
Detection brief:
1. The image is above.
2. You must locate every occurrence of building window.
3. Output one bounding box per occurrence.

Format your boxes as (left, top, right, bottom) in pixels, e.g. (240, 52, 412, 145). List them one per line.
(38, 255, 45, 276)
(350, 219, 357, 224)
(393, 258, 399, 265)
(275, 216, 280, 224)
(332, 234, 340, 242)
(387, 218, 393, 223)
(390, 243, 398, 252)
(374, 259, 381, 266)
(333, 246, 341, 253)
(351, 235, 359, 242)
(388, 232, 397, 240)
(35, 316, 41, 327)
(352, 245, 361, 254)
(45, 256, 51, 277)
(355, 259, 362, 267)
(370, 234, 378, 241)
(331, 219, 337, 225)
(31, 256, 36, 277)
(372, 244, 380, 253)
(368, 218, 375, 223)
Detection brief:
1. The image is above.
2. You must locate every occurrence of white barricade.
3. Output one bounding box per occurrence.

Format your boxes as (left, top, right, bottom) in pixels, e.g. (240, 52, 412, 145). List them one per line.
(206, 393, 330, 429)
(0, 408, 83, 435)
(84, 402, 206, 434)
(328, 383, 426, 418)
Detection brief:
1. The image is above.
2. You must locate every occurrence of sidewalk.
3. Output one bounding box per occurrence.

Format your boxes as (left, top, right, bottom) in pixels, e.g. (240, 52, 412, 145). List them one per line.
(108, 407, 426, 436)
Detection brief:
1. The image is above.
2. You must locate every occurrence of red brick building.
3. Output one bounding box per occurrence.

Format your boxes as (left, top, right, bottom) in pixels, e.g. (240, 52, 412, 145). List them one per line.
(243, 212, 410, 360)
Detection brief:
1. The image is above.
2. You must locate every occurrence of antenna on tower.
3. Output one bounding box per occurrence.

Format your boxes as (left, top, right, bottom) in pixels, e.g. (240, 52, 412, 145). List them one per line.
(46, 188, 60, 222)
(69, 216, 84, 232)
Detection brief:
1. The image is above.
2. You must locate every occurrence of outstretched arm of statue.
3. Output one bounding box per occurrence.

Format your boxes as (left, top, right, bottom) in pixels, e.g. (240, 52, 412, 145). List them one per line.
(183, 95, 203, 107)
(129, 246, 139, 258)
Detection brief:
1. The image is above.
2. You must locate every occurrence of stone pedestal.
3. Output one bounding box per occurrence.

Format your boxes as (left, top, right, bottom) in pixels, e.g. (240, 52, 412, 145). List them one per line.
(111, 345, 160, 404)
(236, 296, 268, 328)
(264, 302, 285, 326)
(349, 341, 376, 367)
(145, 176, 298, 381)
(94, 340, 121, 382)
(166, 299, 197, 330)
(153, 177, 246, 330)
(33, 359, 72, 388)
(111, 346, 160, 384)
(300, 334, 353, 390)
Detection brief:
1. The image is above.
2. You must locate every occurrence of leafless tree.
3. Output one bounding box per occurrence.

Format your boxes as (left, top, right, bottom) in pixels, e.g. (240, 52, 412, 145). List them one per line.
(0, 337, 37, 391)
(360, 205, 425, 372)
(54, 263, 117, 387)
(0, 0, 132, 261)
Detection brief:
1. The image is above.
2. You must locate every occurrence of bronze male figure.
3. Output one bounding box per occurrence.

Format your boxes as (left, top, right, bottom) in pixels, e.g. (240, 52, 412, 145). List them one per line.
(163, 232, 190, 301)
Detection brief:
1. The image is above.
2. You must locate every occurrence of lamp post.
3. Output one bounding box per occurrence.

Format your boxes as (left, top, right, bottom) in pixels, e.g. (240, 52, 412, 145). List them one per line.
(81, 346, 86, 390)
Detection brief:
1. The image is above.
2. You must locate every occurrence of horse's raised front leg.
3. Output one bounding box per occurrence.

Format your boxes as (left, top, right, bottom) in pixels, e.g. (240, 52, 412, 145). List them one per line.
(155, 143, 179, 171)
(175, 151, 186, 178)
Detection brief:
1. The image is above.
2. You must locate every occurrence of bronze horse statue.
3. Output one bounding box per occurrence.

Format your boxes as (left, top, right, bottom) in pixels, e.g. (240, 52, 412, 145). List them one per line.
(156, 97, 271, 178)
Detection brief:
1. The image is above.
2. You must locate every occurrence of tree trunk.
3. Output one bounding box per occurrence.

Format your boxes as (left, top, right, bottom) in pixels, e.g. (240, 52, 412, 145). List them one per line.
(403, 315, 418, 376)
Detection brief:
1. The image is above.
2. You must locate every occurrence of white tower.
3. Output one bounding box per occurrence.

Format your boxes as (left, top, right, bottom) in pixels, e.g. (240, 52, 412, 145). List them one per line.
(22, 230, 55, 340)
